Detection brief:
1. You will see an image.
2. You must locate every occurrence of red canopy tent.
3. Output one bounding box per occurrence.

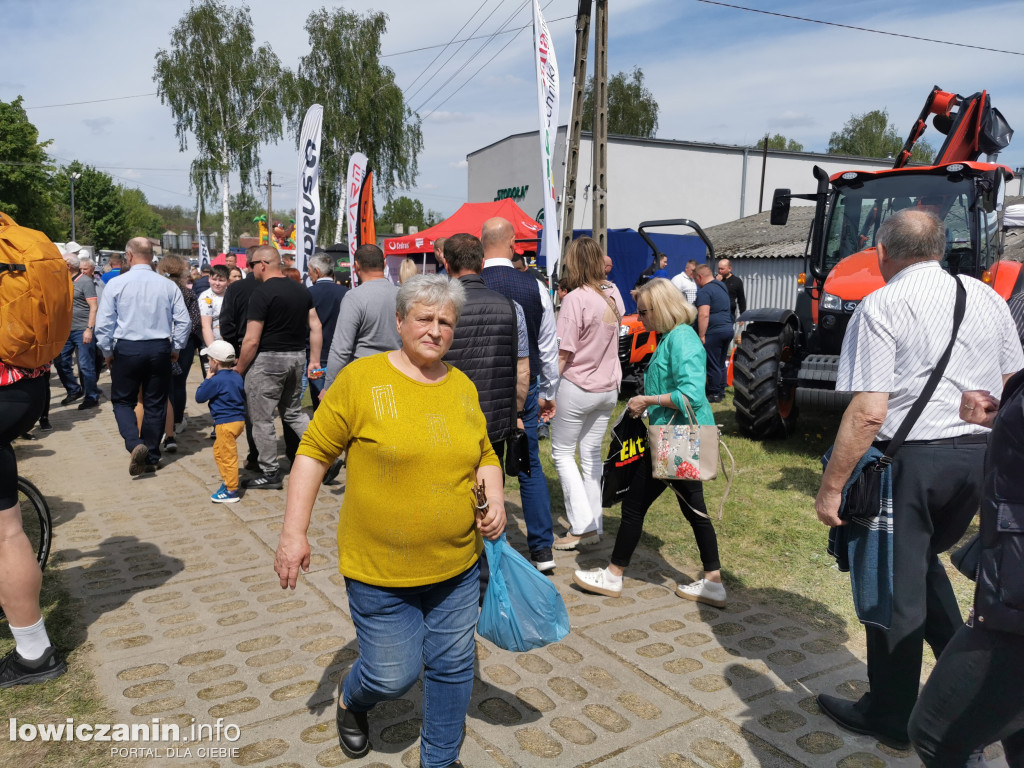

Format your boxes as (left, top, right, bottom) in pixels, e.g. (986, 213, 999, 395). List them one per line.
(383, 199, 542, 256)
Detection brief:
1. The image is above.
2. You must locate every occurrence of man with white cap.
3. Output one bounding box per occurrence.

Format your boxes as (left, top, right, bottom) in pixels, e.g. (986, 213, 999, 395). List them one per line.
(195, 340, 246, 503)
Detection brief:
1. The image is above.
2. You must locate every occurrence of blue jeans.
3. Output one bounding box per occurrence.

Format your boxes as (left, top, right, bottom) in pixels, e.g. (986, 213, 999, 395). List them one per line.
(55, 329, 99, 401)
(703, 325, 733, 397)
(343, 562, 479, 768)
(520, 379, 554, 557)
(110, 339, 171, 460)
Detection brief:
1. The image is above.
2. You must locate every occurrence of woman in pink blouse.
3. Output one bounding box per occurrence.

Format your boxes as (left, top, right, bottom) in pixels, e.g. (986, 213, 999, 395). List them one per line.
(551, 237, 625, 550)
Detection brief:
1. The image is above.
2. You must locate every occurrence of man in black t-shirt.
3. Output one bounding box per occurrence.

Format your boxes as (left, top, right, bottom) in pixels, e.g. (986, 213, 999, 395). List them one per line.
(235, 246, 322, 488)
(716, 259, 746, 321)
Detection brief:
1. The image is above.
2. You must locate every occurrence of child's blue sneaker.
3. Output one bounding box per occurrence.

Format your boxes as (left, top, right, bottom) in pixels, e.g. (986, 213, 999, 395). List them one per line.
(211, 484, 240, 504)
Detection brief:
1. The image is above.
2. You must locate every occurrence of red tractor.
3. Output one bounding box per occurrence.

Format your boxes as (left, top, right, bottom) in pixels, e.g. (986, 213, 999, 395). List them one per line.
(733, 86, 1017, 438)
(618, 219, 715, 392)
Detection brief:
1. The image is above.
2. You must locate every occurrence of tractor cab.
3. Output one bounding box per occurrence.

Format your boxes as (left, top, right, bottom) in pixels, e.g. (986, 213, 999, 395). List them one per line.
(805, 161, 1013, 356)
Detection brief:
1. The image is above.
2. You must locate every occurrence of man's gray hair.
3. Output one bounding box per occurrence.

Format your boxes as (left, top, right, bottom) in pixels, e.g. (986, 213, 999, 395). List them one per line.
(308, 252, 331, 275)
(79, 257, 95, 267)
(63, 253, 81, 271)
(877, 209, 947, 263)
(396, 274, 466, 323)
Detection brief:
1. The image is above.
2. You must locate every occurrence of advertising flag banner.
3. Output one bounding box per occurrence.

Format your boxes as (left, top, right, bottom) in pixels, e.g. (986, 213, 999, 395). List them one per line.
(533, 0, 560, 273)
(346, 152, 369, 285)
(358, 169, 376, 253)
(296, 104, 324, 277)
(196, 203, 210, 268)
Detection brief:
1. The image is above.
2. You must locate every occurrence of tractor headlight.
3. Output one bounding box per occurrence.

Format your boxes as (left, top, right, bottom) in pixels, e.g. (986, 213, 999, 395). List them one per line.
(619, 324, 629, 337)
(820, 292, 843, 312)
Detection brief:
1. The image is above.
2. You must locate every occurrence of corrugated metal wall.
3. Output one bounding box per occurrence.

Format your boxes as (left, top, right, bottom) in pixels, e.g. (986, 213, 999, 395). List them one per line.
(729, 257, 804, 311)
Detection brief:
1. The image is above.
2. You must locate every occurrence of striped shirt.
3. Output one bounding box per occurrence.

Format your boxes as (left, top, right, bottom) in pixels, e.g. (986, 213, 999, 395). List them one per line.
(837, 260, 1023, 441)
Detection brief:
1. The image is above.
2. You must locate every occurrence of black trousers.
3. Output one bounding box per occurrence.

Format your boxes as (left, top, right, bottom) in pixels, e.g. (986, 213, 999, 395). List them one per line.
(909, 623, 1024, 766)
(0, 376, 46, 509)
(858, 442, 985, 734)
(611, 449, 721, 572)
(110, 339, 172, 461)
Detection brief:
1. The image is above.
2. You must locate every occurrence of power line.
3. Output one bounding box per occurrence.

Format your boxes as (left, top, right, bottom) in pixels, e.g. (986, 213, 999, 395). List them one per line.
(414, 0, 532, 114)
(401, 0, 492, 95)
(421, 0, 558, 120)
(406, 0, 516, 106)
(695, 1, 1024, 55)
(24, 92, 158, 110)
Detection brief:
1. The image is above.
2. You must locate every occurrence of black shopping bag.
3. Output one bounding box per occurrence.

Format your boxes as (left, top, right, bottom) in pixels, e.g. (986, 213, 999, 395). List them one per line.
(601, 411, 647, 507)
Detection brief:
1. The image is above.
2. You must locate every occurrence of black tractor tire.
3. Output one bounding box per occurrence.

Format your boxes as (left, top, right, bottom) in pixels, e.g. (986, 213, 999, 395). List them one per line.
(733, 324, 799, 439)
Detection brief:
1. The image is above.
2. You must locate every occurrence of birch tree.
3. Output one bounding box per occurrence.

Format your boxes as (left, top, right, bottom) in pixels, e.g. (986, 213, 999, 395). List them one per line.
(283, 8, 422, 243)
(154, 0, 282, 251)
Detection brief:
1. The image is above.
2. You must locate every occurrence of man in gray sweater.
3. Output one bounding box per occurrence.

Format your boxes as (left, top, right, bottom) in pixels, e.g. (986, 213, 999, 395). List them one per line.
(323, 244, 401, 390)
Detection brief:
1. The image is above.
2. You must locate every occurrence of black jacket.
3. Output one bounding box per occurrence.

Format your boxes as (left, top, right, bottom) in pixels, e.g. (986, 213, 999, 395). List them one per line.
(219, 272, 258, 355)
(975, 369, 1024, 634)
(445, 274, 518, 444)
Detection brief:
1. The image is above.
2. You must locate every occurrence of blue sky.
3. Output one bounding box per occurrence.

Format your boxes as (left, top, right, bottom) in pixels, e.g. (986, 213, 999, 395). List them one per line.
(3, 0, 1022, 223)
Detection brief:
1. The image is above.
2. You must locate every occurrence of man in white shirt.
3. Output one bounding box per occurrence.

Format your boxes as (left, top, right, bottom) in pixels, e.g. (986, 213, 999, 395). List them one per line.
(671, 259, 698, 304)
(481, 217, 559, 572)
(814, 209, 1023, 749)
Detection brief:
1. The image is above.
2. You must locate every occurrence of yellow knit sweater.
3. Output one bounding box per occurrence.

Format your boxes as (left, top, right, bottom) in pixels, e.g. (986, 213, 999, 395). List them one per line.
(297, 352, 500, 587)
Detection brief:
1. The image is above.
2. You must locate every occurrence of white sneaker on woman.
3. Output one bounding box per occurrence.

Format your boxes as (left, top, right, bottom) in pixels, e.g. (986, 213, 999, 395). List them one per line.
(572, 567, 622, 597)
(676, 578, 727, 608)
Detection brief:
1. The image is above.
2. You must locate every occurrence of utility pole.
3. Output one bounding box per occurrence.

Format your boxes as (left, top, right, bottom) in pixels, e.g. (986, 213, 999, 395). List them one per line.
(559, 0, 592, 263)
(758, 135, 768, 213)
(592, 0, 608, 252)
(266, 169, 273, 244)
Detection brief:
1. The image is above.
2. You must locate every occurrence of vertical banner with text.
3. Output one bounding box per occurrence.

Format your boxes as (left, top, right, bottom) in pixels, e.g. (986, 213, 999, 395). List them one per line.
(346, 152, 369, 285)
(195, 203, 210, 268)
(296, 104, 324, 278)
(533, 0, 559, 273)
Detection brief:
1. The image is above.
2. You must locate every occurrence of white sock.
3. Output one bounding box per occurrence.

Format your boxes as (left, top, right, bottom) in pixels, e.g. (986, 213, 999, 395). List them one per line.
(603, 568, 622, 584)
(10, 617, 52, 661)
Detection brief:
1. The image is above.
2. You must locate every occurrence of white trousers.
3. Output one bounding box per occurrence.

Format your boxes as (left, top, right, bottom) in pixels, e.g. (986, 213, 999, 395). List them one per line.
(550, 378, 618, 535)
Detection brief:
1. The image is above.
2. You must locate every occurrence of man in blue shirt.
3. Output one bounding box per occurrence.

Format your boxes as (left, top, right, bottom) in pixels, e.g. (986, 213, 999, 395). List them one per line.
(694, 265, 733, 403)
(101, 252, 124, 283)
(306, 252, 348, 412)
(95, 237, 191, 475)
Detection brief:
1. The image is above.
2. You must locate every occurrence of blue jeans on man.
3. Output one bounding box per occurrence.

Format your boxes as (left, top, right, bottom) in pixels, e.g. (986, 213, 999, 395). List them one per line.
(704, 324, 733, 399)
(520, 379, 554, 562)
(109, 339, 172, 464)
(55, 329, 99, 403)
(342, 562, 479, 768)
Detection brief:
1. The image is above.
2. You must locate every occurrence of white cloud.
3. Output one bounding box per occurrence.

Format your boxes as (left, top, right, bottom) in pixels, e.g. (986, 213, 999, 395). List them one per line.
(424, 111, 470, 124)
(83, 117, 113, 135)
(449, 160, 469, 169)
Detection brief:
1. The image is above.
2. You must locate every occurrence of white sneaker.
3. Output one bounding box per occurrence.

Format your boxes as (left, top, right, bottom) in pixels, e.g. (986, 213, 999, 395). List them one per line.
(676, 578, 727, 608)
(178, 413, 189, 433)
(572, 567, 622, 597)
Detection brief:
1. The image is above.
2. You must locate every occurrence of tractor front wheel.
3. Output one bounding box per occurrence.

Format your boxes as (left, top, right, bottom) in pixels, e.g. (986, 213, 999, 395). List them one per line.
(733, 324, 799, 439)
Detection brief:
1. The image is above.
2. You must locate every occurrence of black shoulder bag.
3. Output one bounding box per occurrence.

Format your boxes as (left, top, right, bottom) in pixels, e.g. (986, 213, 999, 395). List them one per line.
(843, 277, 967, 519)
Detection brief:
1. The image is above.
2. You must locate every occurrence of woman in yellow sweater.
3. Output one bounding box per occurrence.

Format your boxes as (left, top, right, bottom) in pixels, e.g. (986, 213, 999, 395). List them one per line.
(274, 274, 506, 768)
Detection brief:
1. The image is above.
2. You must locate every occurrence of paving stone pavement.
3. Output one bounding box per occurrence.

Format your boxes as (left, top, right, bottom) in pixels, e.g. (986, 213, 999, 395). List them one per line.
(15, 374, 1008, 768)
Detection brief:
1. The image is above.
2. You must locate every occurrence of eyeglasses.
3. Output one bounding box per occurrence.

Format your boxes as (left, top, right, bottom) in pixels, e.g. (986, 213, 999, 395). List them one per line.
(637, 308, 649, 316)
(249, 259, 269, 266)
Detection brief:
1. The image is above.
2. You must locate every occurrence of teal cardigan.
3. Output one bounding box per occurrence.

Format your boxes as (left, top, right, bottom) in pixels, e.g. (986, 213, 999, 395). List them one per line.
(643, 323, 714, 427)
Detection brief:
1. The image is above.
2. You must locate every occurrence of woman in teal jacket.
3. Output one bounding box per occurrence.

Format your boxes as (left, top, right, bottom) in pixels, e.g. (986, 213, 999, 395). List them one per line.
(573, 278, 727, 607)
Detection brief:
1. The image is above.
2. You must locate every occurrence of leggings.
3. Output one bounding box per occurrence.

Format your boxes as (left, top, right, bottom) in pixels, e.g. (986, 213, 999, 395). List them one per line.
(611, 449, 721, 572)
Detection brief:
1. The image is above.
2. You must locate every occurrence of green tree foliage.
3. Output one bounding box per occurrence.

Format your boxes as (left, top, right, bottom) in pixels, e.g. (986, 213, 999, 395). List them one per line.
(0, 97, 59, 236)
(376, 196, 441, 234)
(762, 133, 804, 152)
(121, 188, 164, 239)
(581, 67, 659, 139)
(52, 163, 128, 249)
(828, 109, 935, 164)
(154, 0, 283, 251)
(283, 8, 423, 243)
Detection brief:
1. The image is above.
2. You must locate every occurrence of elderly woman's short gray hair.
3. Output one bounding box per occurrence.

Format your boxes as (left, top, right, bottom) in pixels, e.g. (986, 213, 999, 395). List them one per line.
(396, 273, 466, 323)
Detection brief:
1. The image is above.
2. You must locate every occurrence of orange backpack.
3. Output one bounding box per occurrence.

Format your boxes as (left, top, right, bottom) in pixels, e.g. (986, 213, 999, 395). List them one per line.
(0, 212, 73, 369)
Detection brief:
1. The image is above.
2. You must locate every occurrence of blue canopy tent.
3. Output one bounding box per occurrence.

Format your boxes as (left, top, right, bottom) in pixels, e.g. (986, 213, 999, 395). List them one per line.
(538, 228, 710, 314)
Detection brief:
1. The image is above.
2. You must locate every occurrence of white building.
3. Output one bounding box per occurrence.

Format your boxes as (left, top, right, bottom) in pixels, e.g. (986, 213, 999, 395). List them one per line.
(467, 127, 894, 231)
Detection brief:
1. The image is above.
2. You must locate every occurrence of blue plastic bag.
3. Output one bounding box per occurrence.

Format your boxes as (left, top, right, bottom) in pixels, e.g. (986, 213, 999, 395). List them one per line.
(477, 534, 570, 651)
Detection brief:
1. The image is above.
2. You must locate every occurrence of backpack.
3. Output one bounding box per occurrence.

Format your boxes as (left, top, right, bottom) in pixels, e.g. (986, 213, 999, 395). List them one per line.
(0, 212, 73, 369)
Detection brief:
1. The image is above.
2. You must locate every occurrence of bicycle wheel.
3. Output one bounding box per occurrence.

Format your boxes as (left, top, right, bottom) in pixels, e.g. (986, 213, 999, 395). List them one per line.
(17, 477, 52, 571)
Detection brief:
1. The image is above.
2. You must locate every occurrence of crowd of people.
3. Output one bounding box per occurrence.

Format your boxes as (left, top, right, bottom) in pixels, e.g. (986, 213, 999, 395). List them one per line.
(1, 209, 1022, 767)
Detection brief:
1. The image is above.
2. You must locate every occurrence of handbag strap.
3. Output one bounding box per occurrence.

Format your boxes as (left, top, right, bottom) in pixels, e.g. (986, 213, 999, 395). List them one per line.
(666, 395, 700, 426)
(664, 437, 735, 520)
(880, 276, 967, 466)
